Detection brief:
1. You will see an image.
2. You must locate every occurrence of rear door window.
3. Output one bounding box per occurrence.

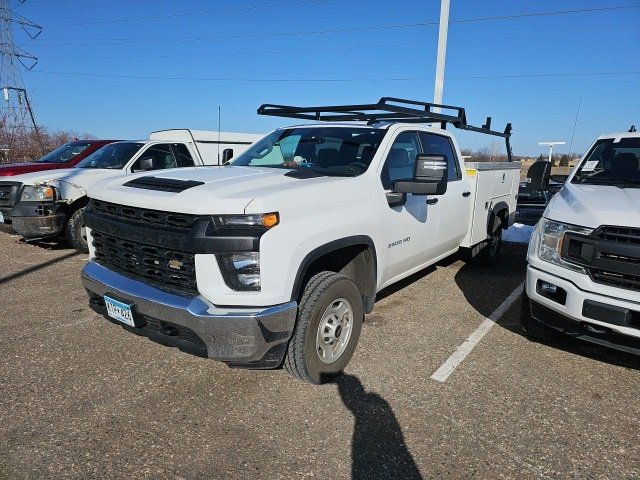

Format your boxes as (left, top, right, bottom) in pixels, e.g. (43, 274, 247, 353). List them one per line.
(171, 143, 195, 167)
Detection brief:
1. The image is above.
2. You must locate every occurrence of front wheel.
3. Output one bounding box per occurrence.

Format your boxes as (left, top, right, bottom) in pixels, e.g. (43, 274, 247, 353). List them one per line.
(284, 271, 364, 384)
(64, 206, 88, 253)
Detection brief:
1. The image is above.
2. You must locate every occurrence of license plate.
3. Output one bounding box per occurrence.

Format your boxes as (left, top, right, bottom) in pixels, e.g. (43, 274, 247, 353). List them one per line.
(0, 211, 4, 223)
(104, 295, 136, 327)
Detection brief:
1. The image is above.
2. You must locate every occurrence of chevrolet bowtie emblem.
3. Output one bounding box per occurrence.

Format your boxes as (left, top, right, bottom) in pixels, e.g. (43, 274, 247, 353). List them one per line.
(168, 259, 184, 270)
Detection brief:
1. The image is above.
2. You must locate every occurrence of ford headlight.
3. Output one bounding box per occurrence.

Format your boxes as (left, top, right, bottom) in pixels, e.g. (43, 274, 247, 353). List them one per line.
(529, 218, 592, 273)
(21, 185, 55, 202)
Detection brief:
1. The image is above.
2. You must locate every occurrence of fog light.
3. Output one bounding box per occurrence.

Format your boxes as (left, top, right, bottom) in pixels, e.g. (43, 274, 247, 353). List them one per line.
(217, 252, 261, 291)
(540, 282, 557, 295)
(536, 280, 567, 305)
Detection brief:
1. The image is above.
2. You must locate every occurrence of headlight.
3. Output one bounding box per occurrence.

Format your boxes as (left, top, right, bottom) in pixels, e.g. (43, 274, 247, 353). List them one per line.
(217, 252, 261, 291)
(213, 213, 279, 229)
(531, 218, 592, 273)
(21, 185, 55, 202)
(211, 213, 278, 291)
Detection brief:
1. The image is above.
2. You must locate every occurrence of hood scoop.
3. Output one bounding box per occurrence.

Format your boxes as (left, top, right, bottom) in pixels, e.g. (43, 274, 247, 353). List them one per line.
(284, 169, 325, 179)
(124, 176, 204, 193)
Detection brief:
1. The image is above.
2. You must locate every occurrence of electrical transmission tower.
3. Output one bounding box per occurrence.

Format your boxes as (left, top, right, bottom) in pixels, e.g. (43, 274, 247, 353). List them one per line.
(0, 0, 42, 162)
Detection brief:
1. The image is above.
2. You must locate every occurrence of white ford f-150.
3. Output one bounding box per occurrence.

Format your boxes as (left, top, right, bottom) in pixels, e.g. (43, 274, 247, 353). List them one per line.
(521, 129, 640, 354)
(0, 130, 260, 252)
(81, 98, 521, 383)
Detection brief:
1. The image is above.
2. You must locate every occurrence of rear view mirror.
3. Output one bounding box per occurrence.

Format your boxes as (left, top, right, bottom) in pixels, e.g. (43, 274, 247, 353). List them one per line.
(394, 154, 448, 196)
(222, 148, 234, 164)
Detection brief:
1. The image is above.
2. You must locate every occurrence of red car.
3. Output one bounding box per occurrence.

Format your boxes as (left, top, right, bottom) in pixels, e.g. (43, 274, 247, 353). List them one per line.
(0, 140, 119, 177)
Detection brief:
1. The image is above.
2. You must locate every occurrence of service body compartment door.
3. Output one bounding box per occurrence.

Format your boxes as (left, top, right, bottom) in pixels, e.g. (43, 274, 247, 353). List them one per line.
(463, 162, 522, 247)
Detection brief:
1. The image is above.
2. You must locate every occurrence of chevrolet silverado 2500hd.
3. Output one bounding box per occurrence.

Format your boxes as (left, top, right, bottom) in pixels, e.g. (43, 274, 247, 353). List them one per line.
(521, 129, 640, 353)
(81, 98, 521, 384)
(1, 134, 209, 252)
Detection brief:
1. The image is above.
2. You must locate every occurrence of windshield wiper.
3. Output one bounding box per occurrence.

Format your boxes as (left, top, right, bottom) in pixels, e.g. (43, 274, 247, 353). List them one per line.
(578, 176, 640, 187)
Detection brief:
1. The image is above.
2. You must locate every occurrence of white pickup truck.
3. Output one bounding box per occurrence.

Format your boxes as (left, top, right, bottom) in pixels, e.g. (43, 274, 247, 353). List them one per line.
(81, 98, 520, 383)
(0, 130, 260, 252)
(521, 129, 640, 354)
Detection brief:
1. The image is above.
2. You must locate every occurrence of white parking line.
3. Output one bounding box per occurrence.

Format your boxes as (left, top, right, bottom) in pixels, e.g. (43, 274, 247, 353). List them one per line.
(430, 282, 525, 383)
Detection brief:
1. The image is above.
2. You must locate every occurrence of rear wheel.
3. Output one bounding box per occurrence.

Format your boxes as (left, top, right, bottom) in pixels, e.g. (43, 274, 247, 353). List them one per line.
(473, 216, 503, 266)
(284, 271, 363, 384)
(65, 206, 88, 253)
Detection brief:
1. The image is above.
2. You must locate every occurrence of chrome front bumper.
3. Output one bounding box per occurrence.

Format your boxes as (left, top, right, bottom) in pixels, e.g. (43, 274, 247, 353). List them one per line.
(82, 261, 297, 368)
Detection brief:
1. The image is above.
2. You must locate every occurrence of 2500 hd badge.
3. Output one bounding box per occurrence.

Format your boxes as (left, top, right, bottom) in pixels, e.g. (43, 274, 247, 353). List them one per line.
(388, 237, 410, 248)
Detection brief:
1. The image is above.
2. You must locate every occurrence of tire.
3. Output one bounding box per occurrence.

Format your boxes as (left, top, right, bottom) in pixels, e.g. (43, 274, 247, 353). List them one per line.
(65, 206, 88, 253)
(473, 216, 503, 266)
(519, 285, 557, 341)
(284, 271, 364, 384)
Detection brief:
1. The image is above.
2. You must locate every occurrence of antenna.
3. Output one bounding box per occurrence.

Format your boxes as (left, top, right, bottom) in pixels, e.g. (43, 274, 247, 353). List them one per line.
(568, 96, 581, 155)
(538, 141, 565, 162)
(0, 0, 43, 161)
(217, 106, 221, 164)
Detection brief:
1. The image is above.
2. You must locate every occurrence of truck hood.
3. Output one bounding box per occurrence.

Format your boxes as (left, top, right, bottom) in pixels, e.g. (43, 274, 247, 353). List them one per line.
(0, 162, 71, 177)
(545, 182, 640, 229)
(89, 166, 355, 214)
(8, 168, 126, 190)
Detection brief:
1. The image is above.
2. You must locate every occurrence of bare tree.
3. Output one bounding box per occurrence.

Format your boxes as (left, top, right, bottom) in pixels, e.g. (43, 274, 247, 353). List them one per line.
(0, 119, 95, 163)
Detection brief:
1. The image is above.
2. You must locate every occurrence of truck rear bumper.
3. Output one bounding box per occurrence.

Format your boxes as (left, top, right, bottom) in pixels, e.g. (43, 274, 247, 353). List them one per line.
(82, 261, 298, 368)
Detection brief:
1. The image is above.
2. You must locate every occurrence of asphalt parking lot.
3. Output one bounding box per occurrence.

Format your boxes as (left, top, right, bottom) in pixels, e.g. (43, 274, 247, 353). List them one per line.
(1, 233, 639, 480)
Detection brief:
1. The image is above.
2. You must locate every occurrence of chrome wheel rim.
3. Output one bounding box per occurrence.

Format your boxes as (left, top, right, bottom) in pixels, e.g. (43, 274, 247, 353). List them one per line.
(316, 298, 353, 364)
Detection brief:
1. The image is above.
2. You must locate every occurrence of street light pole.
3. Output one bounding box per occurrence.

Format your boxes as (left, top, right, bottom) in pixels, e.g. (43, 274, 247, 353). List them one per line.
(538, 141, 565, 162)
(433, 0, 450, 120)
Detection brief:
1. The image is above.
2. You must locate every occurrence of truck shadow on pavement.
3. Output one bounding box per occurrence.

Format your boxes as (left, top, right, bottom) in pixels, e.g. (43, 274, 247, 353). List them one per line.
(335, 373, 422, 480)
(0, 251, 79, 285)
(454, 245, 640, 371)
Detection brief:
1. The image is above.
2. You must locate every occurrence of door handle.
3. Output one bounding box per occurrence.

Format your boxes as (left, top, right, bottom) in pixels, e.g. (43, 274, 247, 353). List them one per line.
(426, 198, 439, 205)
(462, 191, 471, 197)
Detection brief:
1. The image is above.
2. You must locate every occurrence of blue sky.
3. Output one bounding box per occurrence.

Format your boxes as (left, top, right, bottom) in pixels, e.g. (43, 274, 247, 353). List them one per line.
(13, 0, 640, 156)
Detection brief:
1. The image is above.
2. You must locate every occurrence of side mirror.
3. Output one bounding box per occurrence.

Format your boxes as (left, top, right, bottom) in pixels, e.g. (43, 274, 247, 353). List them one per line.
(394, 154, 448, 196)
(222, 148, 234, 164)
(137, 157, 154, 171)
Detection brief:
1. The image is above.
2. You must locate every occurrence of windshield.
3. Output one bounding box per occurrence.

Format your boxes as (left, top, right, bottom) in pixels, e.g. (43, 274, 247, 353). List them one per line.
(572, 137, 640, 187)
(75, 142, 142, 169)
(36, 141, 92, 164)
(231, 127, 387, 176)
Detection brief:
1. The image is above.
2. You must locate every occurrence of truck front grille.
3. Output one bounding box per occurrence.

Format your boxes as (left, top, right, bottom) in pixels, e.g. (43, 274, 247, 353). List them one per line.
(91, 199, 202, 231)
(590, 268, 640, 292)
(587, 226, 640, 293)
(92, 230, 197, 294)
(0, 182, 20, 208)
(594, 226, 640, 247)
